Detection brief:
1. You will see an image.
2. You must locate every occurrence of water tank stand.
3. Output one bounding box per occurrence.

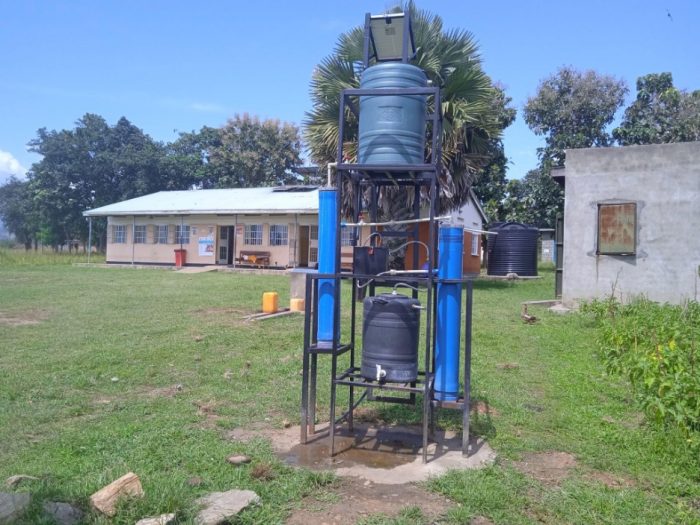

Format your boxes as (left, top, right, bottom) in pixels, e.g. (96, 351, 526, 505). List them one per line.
(300, 72, 476, 463)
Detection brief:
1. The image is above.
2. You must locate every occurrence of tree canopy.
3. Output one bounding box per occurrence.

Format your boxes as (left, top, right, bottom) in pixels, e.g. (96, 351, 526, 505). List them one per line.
(523, 66, 627, 168)
(613, 72, 700, 145)
(501, 169, 564, 228)
(208, 114, 302, 188)
(0, 113, 303, 249)
(0, 177, 39, 249)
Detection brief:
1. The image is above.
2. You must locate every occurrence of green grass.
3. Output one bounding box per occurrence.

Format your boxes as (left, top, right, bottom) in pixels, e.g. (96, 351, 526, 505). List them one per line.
(0, 264, 698, 524)
(0, 247, 105, 266)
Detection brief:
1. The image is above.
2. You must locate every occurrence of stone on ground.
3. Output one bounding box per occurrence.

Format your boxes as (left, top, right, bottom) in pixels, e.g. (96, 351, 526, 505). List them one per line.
(42, 502, 84, 525)
(89, 472, 144, 516)
(226, 455, 251, 465)
(0, 492, 30, 524)
(195, 489, 260, 525)
(135, 513, 177, 525)
(4, 476, 38, 489)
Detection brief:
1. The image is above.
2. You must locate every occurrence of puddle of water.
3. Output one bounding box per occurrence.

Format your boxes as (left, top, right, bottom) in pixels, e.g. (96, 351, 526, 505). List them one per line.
(281, 427, 421, 470)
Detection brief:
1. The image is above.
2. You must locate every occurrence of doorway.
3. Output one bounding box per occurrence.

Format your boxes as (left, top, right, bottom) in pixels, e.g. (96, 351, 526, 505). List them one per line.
(299, 226, 309, 267)
(218, 226, 235, 265)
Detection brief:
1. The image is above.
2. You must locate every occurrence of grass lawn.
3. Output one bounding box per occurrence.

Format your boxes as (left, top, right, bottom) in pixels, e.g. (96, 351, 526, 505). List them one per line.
(0, 261, 698, 524)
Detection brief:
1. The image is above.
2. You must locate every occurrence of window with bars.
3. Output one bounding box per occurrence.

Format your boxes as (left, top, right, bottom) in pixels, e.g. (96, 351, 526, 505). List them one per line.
(134, 225, 147, 244)
(309, 247, 318, 263)
(175, 225, 190, 244)
(341, 227, 355, 246)
(471, 233, 480, 256)
(112, 225, 126, 244)
(244, 224, 263, 245)
(310, 225, 318, 240)
(269, 224, 288, 246)
(156, 225, 169, 244)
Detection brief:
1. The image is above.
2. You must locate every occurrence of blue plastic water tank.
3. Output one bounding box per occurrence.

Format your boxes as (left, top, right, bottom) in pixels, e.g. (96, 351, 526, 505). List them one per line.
(358, 63, 427, 165)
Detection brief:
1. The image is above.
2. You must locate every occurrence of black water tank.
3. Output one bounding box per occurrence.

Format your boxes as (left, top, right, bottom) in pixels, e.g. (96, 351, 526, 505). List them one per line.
(361, 293, 420, 383)
(487, 222, 538, 276)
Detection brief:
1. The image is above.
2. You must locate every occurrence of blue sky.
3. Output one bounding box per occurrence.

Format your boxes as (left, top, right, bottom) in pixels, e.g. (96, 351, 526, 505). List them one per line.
(1, 0, 698, 185)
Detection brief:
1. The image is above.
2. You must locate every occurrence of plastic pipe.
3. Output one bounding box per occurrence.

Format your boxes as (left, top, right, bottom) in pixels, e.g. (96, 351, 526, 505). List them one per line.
(435, 226, 463, 401)
(327, 162, 337, 187)
(317, 188, 338, 347)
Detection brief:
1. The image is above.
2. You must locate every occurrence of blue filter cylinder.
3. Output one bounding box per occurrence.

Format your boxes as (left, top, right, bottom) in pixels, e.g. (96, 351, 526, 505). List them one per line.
(435, 226, 464, 401)
(316, 188, 338, 347)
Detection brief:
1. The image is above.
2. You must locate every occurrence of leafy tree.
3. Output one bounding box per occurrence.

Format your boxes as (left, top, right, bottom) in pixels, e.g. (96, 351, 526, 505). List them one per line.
(208, 114, 302, 188)
(524, 66, 627, 167)
(613, 72, 700, 145)
(27, 114, 167, 248)
(0, 177, 39, 249)
(160, 126, 222, 190)
(304, 1, 508, 215)
(502, 169, 563, 228)
(471, 87, 517, 221)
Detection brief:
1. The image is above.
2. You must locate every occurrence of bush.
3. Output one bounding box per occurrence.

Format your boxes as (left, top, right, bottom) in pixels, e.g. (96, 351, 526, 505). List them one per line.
(582, 297, 700, 444)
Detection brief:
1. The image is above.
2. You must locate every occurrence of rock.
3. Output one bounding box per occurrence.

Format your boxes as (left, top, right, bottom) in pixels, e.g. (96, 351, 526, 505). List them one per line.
(226, 455, 251, 465)
(135, 513, 177, 525)
(42, 502, 84, 525)
(89, 472, 144, 517)
(4, 475, 38, 488)
(195, 489, 260, 525)
(111, 376, 119, 382)
(0, 492, 30, 524)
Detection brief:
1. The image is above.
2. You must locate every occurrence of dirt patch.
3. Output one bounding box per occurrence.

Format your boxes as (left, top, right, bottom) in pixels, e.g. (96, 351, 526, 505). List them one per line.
(286, 477, 451, 525)
(470, 517, 495, 525)
(473, 400, 499, 417)
(194, 400, 223, 429)
(145, 384, 183, 398)
(585, 470, 635, 489)
(512, 451, 577, 486)
(0, 309, 47, 326)
(496, 362, 519, 370)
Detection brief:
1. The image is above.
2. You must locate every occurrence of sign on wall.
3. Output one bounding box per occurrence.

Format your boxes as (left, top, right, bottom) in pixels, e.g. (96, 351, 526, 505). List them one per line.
(198, 236, 214, 256)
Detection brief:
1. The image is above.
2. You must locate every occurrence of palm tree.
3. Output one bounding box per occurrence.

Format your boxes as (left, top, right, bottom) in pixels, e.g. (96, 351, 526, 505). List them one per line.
(304, 2, 506, 215)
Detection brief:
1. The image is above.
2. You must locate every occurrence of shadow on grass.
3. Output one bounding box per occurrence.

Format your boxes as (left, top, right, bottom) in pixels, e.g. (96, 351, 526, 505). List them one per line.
(352, 394, 497, 443)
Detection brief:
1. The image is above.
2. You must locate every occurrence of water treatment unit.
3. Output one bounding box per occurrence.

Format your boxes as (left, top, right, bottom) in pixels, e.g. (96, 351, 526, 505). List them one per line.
(300, 11, 475, 462)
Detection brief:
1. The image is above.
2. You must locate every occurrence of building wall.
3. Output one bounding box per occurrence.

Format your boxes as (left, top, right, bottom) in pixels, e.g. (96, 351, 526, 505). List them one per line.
(106, 213, 368, 268)
(562, 141, 700, 306)
(405, 224, 483, 274)
(106, 214, 317, 267)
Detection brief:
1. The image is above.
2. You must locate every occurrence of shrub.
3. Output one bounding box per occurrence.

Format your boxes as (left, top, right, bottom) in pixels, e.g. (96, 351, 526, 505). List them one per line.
(582, 297, 700, 444)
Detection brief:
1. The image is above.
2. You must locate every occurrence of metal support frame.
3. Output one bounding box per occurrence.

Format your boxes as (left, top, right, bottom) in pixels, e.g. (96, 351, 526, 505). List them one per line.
(300, 73, 475, 463)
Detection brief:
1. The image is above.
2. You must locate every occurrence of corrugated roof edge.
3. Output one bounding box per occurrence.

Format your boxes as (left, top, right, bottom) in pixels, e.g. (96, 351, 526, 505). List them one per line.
(82, 186, 320, 217)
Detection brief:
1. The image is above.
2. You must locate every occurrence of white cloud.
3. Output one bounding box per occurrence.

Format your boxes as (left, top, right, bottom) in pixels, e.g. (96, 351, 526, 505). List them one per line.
(0, 150, 27, 185)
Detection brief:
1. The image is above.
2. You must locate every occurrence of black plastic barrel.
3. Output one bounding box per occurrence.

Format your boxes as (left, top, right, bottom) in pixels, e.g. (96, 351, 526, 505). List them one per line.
(358, 63, 427, 165)
(487, 222, 539, 276)
(361, 293, 420, 383)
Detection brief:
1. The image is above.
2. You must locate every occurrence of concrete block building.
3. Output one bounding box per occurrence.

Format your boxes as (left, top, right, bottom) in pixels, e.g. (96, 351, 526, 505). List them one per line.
(558, 141, 700, 306)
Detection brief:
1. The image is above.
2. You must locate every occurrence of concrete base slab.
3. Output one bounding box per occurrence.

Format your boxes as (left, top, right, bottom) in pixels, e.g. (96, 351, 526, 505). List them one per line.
(242, 423, 496, 485)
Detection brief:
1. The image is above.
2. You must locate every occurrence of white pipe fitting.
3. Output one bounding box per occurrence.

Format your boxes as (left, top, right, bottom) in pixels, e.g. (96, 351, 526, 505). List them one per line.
(375, 364, 387, 382)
